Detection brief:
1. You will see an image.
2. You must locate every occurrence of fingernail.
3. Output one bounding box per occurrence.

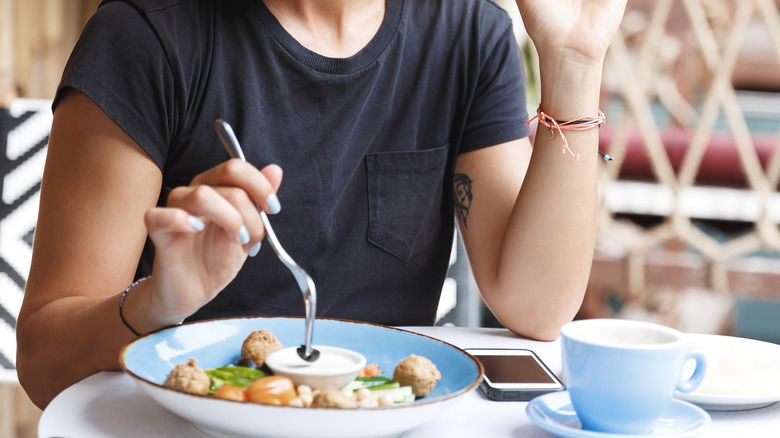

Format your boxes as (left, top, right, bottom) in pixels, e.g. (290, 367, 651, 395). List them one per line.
(239, 225, 251, 245)
(267, 194, 282, 215)
(249, 241, 262, 257)
(188, 216, 205, 231)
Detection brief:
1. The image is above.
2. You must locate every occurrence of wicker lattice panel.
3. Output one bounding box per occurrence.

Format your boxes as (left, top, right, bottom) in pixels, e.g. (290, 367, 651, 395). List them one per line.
(594, 0, 780, 305)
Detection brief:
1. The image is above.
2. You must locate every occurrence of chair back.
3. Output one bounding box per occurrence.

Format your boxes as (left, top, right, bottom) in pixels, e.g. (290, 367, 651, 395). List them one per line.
(0, 99, 50, 382)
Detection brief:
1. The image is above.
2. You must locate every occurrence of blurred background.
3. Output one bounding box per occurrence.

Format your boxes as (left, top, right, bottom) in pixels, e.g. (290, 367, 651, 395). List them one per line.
(2, 0, 780, 437)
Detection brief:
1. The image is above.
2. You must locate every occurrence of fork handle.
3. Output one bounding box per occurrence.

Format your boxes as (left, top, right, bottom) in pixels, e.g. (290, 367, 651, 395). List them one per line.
(214, 119, 318, 359)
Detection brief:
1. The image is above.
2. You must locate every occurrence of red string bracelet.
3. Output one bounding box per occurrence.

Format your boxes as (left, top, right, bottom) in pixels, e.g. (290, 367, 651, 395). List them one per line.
(526, 105, 609, 162)
(119, 276, 149, 337)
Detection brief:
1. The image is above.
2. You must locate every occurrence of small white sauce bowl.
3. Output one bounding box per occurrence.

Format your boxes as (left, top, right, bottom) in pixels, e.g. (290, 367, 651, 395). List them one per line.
(265, 346, 367, 390)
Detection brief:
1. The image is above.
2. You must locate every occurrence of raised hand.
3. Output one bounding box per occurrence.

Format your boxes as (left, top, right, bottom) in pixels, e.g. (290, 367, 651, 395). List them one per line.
(143, 160, 283, 326)
(515, 0, 628, 66)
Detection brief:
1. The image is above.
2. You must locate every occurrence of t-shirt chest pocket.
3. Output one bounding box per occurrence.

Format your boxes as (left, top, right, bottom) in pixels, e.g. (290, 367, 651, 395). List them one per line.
(365, 144, 450, 262)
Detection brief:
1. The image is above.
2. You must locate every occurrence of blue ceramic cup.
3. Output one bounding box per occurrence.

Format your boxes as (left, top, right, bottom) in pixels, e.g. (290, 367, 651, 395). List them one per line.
(560, 319, 707, 435)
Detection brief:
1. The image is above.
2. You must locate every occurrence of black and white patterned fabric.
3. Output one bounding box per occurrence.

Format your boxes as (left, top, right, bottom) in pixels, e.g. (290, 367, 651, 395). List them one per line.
(0, 99, 50, 382)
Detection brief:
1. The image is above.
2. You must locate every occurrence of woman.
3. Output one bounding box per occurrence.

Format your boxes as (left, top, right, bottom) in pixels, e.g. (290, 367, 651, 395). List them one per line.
(17, 0, 627, 408)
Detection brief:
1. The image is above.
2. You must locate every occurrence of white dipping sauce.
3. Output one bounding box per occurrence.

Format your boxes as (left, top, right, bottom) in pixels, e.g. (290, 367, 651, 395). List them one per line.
(265, 346, 367, 390)
(277, 348, 360, 373)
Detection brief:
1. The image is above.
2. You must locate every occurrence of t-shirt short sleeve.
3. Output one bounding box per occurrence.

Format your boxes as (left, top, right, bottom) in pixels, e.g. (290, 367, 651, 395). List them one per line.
(459, 7, 530, 154)
(53, 1, 176, 168)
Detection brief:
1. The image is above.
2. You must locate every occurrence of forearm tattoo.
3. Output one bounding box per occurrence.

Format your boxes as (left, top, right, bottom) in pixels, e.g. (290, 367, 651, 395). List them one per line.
(453, 173, 473, 229)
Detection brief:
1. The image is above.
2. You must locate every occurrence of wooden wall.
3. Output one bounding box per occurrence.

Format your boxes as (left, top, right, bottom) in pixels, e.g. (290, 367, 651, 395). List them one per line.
(0, 0, 101, 104)
(0, 384, 39, 438)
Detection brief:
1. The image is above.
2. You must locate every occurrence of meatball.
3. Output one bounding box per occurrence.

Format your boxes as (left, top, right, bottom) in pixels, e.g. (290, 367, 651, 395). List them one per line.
(163, 358, 210, 395)
(241, 329, 283, 367)
(393, 354, 441, 397)
(310, 389, 358, 408)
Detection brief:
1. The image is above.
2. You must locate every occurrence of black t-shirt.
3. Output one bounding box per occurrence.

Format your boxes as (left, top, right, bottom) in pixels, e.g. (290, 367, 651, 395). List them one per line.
(54, 0, 530, 325)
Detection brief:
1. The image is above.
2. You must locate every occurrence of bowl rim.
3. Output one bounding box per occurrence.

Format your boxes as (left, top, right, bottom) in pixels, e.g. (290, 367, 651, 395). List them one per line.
(119, 315, 484, 410)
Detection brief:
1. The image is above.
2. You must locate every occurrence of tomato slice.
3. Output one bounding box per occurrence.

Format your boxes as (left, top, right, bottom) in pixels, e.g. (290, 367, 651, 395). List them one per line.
(357, 362, 381, 378)
(246, 376, 298, 406)
(214, 384, 248, 402)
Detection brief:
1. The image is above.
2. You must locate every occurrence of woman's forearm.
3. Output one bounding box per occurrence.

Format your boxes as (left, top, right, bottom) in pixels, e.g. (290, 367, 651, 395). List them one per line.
(477, 0, 627, 338)
(487, 65, 603, 339)
(16, 293, 135, 409)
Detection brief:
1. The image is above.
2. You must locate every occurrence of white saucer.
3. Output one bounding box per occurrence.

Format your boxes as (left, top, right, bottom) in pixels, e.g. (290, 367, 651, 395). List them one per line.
(526, 391, 711, 438)
(675, 334, 780, 411)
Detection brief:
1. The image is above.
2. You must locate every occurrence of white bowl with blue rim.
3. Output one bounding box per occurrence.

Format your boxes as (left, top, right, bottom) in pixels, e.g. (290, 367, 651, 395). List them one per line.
(120, 316, 482, 438)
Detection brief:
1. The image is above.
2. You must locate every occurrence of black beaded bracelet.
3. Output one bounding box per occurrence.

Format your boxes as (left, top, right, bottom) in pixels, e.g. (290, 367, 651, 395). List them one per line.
(119, 276, 149, 337)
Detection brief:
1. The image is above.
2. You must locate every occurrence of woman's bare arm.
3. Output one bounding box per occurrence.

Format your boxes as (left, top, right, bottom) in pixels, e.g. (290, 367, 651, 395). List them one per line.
(17, 91, 283, 408)
(17, 91, 163, 408)
(455, 0, 627, 340)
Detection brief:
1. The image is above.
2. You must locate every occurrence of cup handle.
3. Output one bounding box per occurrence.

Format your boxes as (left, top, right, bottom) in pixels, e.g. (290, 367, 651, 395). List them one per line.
(676, 350, 707, 393)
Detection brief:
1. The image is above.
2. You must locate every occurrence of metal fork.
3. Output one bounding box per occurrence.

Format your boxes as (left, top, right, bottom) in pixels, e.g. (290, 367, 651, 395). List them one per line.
(214, 119, 320, 362)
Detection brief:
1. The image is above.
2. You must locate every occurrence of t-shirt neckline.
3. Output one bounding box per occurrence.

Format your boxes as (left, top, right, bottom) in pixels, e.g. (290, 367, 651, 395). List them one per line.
(256, 0, 403, 75)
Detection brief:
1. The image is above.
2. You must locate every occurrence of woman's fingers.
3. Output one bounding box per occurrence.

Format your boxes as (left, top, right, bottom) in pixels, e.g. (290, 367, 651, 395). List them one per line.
(162, 160, 284, 257)
(144, 208, 211, 278)
(144, 207, 203, 235)
(192, 159, 284, 215)
(166, 184, 254, 245)
(261, 164, 284, 214)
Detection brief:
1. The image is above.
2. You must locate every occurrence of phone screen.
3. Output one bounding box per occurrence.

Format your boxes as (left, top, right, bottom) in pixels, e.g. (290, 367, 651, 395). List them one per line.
(478, 354, 557, 384)
(466, 348, 564, 401)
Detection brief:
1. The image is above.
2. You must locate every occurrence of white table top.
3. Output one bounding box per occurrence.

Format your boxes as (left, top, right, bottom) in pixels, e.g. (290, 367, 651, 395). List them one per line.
(39, 326, 780, 438)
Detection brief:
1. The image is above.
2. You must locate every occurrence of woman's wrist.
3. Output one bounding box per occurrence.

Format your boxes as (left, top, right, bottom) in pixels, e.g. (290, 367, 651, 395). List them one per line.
(119, 277, 150, 336)
(537, 55, 604, 117)
(528, 58, 607, 163)
(119, 275, 184, 336)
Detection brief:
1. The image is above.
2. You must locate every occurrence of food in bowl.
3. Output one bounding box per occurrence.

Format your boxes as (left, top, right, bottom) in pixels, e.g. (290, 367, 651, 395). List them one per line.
(265, 345, 366, 390)
(246, 375, 298, 405)
(393, 354, 442, 397)
(162, 358, 210, 395)
(241, 329, 283, 367)
(120, 317, 483, 438)
(163, 328, 441, 409)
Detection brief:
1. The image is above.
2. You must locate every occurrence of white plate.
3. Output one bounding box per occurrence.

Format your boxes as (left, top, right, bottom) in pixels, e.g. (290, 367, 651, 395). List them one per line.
(675, 334, 780, 411)
(120, 317, 482, 438)
(526, 390, 711, 438)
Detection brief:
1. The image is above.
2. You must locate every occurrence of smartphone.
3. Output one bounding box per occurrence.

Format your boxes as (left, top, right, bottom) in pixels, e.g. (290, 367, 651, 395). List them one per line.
(466, 348, 564, 401)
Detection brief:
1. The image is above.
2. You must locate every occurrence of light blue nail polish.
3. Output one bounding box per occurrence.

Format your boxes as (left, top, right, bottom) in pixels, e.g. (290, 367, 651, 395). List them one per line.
(249, 241, 262, 257)
(188, 216, 205, 231)
(239, 225, 251, 245)
(267, 194, 282, 215)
